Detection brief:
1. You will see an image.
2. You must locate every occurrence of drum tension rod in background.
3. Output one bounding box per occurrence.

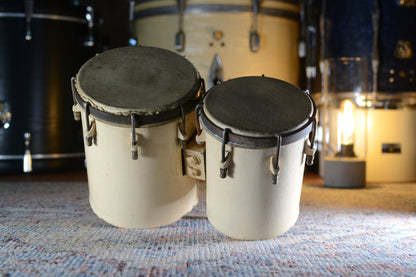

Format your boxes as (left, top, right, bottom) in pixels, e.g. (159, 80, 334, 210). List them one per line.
(250, 0, 261, 52)
(24, 0, 33, 40)
(175, 0, 186, 51)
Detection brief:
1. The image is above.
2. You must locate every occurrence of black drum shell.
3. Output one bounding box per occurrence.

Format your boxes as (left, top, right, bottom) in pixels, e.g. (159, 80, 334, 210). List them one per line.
(0, 2, 95, 173)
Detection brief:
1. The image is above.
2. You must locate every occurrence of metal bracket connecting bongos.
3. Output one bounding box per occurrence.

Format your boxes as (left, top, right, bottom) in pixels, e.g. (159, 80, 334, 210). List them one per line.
(269, 135, 282, 185)
(84, 6, 95, 47)
(131, 114, 139, 160)
(84, 103, 96, 147)
(219, 128, 232, 179)
(175, 0, 186, 51)
(195, 104, 203, 137)
(24, 0, 33, 40)
(250, 0, 261, 52)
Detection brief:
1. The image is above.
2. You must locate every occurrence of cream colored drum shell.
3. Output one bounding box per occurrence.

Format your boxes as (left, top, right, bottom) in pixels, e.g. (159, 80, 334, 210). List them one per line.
(76, 107, 198, 229)
(204, 133, 308, 240)
(134, 0, 300, 86)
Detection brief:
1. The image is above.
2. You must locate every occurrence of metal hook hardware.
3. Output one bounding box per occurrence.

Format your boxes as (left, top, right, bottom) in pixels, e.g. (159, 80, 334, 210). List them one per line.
(305, 117, 317, 166)
(219, 128, 231, 178)
(175, 0, 186, 51)
(177, 105, 188, 175)
(208, 54, 224, 88)
(84, 103, 96, 147)
(131, 114, 139, 160)
(24, 0, 33, 40)
(195, 104, 203, 136)
(71, 77, 81, 121)
(270, 135, 282, 184)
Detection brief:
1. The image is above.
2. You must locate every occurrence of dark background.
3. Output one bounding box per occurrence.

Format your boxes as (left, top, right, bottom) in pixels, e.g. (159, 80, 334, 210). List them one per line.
(82, 0, 130, 50)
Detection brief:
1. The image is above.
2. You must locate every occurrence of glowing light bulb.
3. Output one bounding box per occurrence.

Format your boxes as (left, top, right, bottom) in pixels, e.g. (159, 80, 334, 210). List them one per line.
(338, 100, 355, 145)
(336, 99, 356, 157)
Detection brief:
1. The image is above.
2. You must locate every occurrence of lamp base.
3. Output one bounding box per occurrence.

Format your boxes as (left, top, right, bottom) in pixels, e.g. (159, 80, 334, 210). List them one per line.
(324, 157, 366, 188)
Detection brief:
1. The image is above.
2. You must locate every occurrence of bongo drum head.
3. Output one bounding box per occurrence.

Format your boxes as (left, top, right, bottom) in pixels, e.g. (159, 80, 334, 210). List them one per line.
(76, 46, 199, 116)
(203, 76, 313, 138)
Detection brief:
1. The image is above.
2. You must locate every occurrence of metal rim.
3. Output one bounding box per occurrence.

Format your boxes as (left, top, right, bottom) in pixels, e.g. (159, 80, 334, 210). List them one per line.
(0, 12, 86, 24)
(0, 152, 84, 160)
(134, 4, 299, 21)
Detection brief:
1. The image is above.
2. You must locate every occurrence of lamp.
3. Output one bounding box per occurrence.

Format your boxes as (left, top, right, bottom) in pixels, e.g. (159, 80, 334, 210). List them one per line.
(323, 57, 367, 188)
(337, 99, 356, 157)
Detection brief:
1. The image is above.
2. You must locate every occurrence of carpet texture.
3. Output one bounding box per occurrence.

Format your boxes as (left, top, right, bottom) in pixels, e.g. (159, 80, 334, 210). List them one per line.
(0, 180, 415, 276)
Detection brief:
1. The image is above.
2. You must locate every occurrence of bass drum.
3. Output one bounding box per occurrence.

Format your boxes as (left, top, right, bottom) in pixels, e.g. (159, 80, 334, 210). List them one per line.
(0, 0, 96, 173)
(133, 0, 300, 87)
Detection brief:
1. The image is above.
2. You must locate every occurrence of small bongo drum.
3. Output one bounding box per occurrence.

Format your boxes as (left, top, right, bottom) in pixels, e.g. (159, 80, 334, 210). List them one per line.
(72, 46, 204, 228)
(196, 76, 316, 240)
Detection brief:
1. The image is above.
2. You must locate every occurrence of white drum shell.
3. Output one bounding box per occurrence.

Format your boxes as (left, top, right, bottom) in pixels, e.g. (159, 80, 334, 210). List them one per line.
(205, 132, 307, 240)
(134, 0, 300, 86)
(79, 111, 198, 229)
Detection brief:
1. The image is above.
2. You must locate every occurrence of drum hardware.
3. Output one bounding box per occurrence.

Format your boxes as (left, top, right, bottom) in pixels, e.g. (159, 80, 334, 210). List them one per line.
(177, 105, 189, 175)
(208, 54, 224, 87)
(84, 6, 95, 47)
(175, 0, 186, 51)
(134, 3, 300, 20)
(84, 103, 96, 147)
(219, 128, 231, 178)
(24, 0, 33, 40)
(184, 139, 206, 180)
(71, 77, 82, 122)
(6, 2, 93, 43)
(131, 114, 139, 160)
(128, 0, 138, 46)
(269, 135, 282, 184)
(23, 131, 32, 173)
(394, 40, 413, 60)
(249, 0, 261, 52)
(196, 85, 317, 184)
(0, 101, 11, 129)
(198, 105, 316, 149)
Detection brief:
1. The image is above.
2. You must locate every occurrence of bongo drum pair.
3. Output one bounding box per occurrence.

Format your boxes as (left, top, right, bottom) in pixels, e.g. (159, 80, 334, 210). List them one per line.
(72, 46, 316, 240)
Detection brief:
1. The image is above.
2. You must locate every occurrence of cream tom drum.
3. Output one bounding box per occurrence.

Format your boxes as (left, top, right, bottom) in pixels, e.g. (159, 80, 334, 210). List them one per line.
(196, 76, 316, 240)
(72, 46, 204, 228)
(132, 0, 300, 87)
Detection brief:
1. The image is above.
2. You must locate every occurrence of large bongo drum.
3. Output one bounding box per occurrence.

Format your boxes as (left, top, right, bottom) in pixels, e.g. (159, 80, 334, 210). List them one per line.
(0, 0, 95, 173)
(132, 0, 300, 87)
(72, 46, 203, 228)
(196, 76, 316, 240)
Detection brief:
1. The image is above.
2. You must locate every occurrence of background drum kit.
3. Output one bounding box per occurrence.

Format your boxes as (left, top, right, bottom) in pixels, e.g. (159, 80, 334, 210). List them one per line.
(0, 0, 415, 239)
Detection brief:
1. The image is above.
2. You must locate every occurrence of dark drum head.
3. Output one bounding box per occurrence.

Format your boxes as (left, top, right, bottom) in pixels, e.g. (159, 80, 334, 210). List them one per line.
(77, 46, 199, 116)
(203, 76, 313, 138)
